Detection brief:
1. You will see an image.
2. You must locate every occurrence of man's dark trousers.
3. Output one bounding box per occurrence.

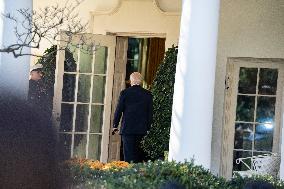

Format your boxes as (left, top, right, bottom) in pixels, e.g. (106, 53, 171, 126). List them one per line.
(122, 135, 144, 163)
(113, 85, 153, 163)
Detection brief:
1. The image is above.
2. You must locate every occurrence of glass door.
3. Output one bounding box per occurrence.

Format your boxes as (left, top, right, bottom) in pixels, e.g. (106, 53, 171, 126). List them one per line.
(233, 67, 280, 171)
(53, 34, 116, 162)
(220, 58, 284, 178)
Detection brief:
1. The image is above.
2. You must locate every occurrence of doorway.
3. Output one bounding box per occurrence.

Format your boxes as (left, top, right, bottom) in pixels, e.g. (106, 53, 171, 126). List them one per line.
(53, 33, 166, 162)
(220, 58, 284, 178)
(108, 36, 166, 162)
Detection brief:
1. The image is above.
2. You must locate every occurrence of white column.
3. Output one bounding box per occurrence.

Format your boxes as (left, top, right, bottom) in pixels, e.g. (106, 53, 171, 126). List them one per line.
(168, 0, 220, 169)
(0, 0, 33, 99)
(280, 123, 284, 179)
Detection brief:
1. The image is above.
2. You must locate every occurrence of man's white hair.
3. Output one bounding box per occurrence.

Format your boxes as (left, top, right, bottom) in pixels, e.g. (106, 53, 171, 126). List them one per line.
(130, 72, 143, 86)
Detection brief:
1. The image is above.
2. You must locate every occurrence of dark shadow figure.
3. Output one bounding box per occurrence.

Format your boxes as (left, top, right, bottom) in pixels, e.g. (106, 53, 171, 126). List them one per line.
(160, 180, 186, 189)
(0, 98, 60, 189)
(244, 181, 275, 189)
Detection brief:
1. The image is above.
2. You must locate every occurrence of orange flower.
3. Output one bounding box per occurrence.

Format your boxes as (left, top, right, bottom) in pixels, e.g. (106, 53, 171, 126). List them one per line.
(102, 161, 129, 170)
(87, 160, 104, 170)
(65, 158, 129, 170)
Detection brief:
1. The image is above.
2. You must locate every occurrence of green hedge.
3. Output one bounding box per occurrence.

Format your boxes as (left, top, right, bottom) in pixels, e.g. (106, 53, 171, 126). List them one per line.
(36, 45, 57, 88)
(142, 46, 178, 160)
(62, 160, 284, 189)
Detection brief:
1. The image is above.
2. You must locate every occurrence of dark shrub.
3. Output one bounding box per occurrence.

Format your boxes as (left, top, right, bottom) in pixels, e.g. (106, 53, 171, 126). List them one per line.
(142, 46, 178, 160)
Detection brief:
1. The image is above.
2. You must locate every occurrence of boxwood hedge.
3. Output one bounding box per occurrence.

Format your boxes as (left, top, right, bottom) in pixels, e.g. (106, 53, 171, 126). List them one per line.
(141, 46, 178, 160)
(61, 160, 284, 189)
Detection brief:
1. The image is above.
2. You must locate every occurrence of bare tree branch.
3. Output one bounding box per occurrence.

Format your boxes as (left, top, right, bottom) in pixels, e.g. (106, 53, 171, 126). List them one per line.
(0, 0, 89, 58)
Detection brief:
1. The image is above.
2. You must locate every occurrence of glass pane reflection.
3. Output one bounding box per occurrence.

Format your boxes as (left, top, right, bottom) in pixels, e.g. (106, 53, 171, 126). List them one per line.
(234, 123, 253, 150)
(75, 104, 89, 132)
(64, 45, 78, 72)
(238, 67, 258, 94)
(62, 74, 76, 102)
(90, 105, 104, 133)
(88, 135, 102, 160)
(60, 104, 74, 132)
(73, 134, 87, 158)
(127, 38, 140, 59)
(92, 76, 106, 103)
(79, 47, 93, 73)
(94, 46, 107, 74)
(77, 75, 91, 103)
(256, 97, 275, 123)
(258, 68, 278, 95)
(254, 124, 274, 151)
(236, 95, 255, 122)
(233, 150, 252, 171)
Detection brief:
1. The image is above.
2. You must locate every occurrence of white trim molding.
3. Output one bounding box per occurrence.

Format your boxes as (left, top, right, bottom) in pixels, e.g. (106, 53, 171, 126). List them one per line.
(90, 0, 122, 16)
(90, 0, 181, 16)
(153, 0, 181, 16)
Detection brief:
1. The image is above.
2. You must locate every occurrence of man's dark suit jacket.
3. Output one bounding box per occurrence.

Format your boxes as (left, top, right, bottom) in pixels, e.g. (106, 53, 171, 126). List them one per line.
(113, 85, 153, 135)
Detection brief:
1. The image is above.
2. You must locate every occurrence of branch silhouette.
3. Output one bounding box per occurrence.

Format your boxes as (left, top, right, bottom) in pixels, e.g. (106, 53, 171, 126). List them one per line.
(0, 0, 93, 58)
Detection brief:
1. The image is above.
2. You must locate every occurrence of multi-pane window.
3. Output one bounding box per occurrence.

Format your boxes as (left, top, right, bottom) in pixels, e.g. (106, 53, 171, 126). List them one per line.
(59, 45, 108, 160)
(233, 67, 279, 171)
(125, 37, 165, 89)
(125, 38, 143, 87)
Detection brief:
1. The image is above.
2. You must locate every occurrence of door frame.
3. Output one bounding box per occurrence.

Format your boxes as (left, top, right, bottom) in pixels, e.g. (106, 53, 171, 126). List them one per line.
(108, 36, 128, 162)
(220, 57, 284, 178)
(52, 33, 116, 162)
(107, 33, 167, 161)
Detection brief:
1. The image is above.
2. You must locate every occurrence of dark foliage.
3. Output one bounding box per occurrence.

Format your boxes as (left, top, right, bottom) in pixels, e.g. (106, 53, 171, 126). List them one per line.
(142, 45, 178, 159)
(63, 160, 284, 189)
(36, 45, 57, 88)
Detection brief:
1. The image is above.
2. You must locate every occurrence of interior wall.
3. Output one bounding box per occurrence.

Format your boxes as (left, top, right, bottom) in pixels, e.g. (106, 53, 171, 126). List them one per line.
(211, 0, 284, 175)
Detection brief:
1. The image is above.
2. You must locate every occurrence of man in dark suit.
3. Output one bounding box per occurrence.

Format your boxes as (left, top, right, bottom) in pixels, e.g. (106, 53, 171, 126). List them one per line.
(112, 72, 153, 163)
(28, 64, 52, 122)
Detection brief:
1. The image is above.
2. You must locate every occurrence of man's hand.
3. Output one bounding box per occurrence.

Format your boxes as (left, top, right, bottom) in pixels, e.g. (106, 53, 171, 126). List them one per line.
(112, 128, 119, 135)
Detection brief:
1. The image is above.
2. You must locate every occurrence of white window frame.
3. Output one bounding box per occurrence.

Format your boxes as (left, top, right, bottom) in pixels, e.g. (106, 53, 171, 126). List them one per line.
(52, 33, 116, 162)
(220, 58, 284, 178)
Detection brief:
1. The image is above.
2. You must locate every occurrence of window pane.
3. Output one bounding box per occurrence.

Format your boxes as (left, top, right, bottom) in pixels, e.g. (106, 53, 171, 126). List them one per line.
(90, 105, 104, 133)
(254, 123, 274, 152)
(64, 45, 78, 72)
(127, 38, 140, 59)
(75, 104, 89, 132)
(233, 150, 252, 171)
(94, 46, 107, 74)
(59, 134, 72, 160)
(126, 59, 139, 75)
(234, 123, 253, 150)
(92, 76, 106, 103)
(256, 97, 276, 123)
(236, 95, 255, 122)
(88, 134, 102, 160)
(258, 68, 278, 95)
(77, 75, 91, 103)
(73, 134, 87, 158)
(60, 104, 74, 132)
(238, 67, 258, 94)
(62, 74, 76, 102)
(79, 47, 92, 73)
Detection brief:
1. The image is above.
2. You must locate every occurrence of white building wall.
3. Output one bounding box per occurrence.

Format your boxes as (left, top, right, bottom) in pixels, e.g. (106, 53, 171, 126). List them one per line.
(211, 0, 284, 175)
(33, 0, 181, 57)
(91, 0, 181, 49)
